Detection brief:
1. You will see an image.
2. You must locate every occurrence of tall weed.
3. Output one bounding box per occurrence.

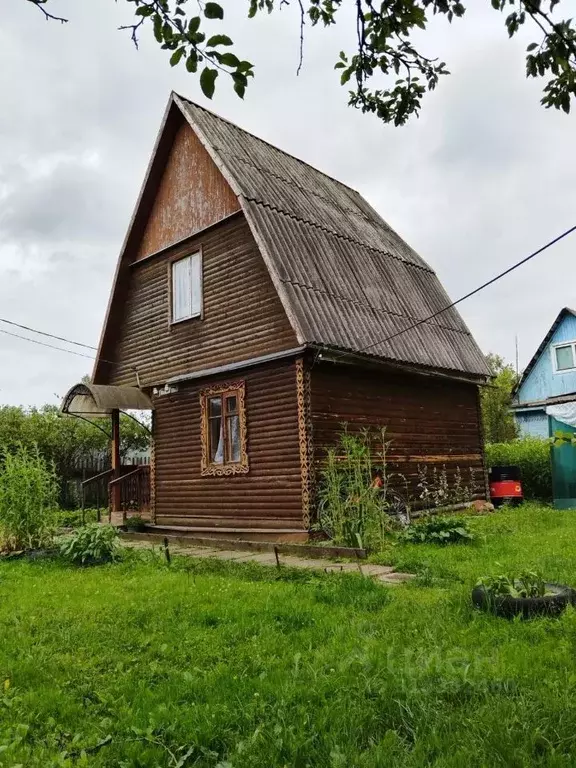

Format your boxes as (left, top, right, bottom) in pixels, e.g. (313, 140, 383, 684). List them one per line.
(0, 444, 59, 551)
(486, 437, 552, 500)
(317, 427, 404, 550)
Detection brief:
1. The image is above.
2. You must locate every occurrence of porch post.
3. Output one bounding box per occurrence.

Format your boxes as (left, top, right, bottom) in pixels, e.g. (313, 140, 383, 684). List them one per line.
(111, 408, 121, 519)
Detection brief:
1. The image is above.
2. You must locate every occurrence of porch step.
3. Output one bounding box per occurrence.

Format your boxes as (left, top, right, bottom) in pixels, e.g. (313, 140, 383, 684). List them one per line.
(138, 524, 309, 544)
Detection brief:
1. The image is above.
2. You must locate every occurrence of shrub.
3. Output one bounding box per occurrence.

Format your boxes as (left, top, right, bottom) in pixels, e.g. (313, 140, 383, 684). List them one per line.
(401, 516, 474, 545)
(486, 437, 552, 500)
(125, 515, 147, 532)
(477, 570, 551, 598)
(60, 524, 120, 565)
(57, 508, 99, 528)
(0, 444, 59, 552)
(317, 427, 405, 550)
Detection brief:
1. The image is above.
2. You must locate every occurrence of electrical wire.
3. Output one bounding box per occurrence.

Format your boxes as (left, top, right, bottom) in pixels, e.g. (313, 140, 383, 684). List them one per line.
(0, 316, 98, 350)
(317, 222, 576, 365)
(0, 328, 115, 366)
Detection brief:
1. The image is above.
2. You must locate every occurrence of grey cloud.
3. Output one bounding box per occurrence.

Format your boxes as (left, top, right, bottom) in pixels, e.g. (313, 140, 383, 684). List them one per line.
(0, 158, 128, 244)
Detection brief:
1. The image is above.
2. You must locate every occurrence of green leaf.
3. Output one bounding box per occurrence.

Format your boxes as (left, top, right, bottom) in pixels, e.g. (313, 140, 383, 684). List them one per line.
(188, 16, 201, 34)
(232, 73, 246, 99)
(219, 52, 240, 68)
(200, 67, 218, 99)
(170, 48, 186, 67)
(527, 42, 538, 52)
(206, 34, 233, 47)
(186, 52, 198, 73)
(153, 14, 163, 43)
(204, 2, 224, 20)
(340, 68, 352, 85)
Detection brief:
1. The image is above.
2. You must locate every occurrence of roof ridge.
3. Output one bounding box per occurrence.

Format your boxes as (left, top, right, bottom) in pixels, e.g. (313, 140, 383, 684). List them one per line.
(279, 276, 471, 335)
(175, 93, 364, 199)
(243, 196, 434, 273)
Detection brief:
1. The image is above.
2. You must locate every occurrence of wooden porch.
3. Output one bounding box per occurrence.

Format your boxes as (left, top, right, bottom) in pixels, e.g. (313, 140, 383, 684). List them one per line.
(61, 382, 154, 526)
(81, 464, 151, 526)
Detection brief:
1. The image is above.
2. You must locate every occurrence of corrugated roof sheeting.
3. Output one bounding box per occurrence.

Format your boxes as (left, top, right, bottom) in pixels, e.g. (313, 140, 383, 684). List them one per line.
(183, 100, 428, 269)
(178, 97, 490, 379)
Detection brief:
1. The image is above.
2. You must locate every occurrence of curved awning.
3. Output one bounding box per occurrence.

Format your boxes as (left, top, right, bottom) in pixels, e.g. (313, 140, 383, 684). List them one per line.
(61, 383, 153, 417)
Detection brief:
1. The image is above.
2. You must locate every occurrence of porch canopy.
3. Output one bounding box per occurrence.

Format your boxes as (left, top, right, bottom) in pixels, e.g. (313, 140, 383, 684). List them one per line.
(61, 383, 153, 418)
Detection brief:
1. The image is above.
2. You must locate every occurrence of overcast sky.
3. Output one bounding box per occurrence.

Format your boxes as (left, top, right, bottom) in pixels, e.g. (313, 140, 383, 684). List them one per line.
(0, 0, 575, 406)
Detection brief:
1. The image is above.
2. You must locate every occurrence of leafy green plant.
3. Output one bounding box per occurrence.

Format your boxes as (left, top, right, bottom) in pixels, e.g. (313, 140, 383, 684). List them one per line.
(486, 438, 552, 501)
(477, 570, 552, 598)
(124, 515, 147, 532)
(59, 524, 120, 565)
(316, 427, 407, 550)
(57, 508, 99, 528)
(401, 516, 474, 545)
(0, 444, 59, 552)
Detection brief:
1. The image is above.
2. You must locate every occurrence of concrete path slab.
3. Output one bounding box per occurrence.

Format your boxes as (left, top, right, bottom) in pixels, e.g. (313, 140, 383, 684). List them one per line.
(122, 540, 413, 584)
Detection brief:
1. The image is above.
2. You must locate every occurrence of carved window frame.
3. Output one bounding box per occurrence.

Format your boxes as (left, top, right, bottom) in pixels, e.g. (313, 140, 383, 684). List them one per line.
(200, 380, 249, 476)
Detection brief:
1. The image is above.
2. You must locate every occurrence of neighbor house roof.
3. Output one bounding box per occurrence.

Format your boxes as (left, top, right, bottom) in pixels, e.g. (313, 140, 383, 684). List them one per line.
(175, 95, 489, 379)
(513, 307, 576, 395)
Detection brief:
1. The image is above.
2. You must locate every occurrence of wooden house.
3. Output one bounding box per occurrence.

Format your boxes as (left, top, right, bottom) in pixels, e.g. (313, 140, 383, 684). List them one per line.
(513, 308, 576, 438)
(512, 307, 576, 510)
(62, 93, 490, 539)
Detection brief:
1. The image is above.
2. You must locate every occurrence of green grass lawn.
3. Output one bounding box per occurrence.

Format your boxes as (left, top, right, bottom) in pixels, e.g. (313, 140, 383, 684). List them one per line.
(3, 504, 576, 767)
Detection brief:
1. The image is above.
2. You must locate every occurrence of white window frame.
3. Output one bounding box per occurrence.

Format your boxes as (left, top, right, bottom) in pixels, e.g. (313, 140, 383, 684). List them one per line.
(551, 340, 576, 374)
(170, 252, 202, 324)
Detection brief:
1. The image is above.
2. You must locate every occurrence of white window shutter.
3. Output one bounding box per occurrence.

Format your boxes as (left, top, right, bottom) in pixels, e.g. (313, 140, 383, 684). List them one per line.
(190, 253, 202, 316)
(172, 256, 192, 321)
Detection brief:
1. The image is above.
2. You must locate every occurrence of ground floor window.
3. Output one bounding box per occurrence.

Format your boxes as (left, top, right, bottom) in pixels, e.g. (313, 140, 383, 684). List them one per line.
(200, 380, 249, 476)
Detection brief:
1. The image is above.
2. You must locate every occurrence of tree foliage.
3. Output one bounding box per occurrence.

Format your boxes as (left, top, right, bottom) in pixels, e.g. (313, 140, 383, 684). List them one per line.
(27, 0, 576, 125)
(481, 352, 519, 444)
(0, 403, 150, 478)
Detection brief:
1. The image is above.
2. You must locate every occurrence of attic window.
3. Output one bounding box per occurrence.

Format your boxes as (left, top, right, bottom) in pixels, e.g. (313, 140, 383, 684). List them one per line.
(553, 342, 576, 373)
(172, 252, 202, 323)
(200, 381, 249, 476)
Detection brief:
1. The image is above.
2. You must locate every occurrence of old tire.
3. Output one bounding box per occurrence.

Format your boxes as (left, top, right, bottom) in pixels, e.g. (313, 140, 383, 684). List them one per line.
(472, 583, 575, 619)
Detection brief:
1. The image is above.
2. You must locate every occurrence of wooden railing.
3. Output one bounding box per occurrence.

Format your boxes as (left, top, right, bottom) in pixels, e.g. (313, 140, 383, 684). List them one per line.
(81, 465, 151, 524)
(81, 469, 114, 523)
(109, 466, 151, 521)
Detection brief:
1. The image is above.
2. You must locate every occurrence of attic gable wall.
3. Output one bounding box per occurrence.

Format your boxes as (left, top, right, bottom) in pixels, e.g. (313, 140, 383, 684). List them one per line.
(135, 119, 240, 261)
(518, 313, 576, 403)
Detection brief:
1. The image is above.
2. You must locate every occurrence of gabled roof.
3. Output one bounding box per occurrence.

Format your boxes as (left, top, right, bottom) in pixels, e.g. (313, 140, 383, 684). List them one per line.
(95, 93, 490, 381)
(514, 307, 576, 395)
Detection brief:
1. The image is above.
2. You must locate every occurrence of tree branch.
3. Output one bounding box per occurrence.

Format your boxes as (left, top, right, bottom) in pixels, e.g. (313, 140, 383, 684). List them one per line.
(27, 0, 68, 23)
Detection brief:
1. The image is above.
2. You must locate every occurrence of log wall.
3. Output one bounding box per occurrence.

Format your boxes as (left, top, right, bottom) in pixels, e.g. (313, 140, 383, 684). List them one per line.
(309, 362, 486, 508)
(152, 358, 305, 530)
(101, 215, 297, 387)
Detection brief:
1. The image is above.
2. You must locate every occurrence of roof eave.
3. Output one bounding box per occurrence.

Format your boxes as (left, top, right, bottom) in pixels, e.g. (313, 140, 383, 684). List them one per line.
(307, 343, 490, 385)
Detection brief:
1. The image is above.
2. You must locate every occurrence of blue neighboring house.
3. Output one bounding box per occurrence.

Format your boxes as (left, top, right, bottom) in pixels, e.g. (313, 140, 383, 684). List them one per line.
(513, 308, 576, 438)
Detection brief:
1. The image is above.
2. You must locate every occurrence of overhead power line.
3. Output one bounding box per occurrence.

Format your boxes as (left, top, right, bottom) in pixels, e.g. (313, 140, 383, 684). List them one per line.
(0, 327, 99, 360)
(0, 328, 117, 367)
(0, 316, 98, 350)
(322, 222, 576, 363)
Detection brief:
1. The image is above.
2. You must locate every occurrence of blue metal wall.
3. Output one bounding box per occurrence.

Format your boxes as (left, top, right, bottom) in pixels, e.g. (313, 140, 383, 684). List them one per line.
(515, 409, 549, 438)
(517, 314, 576, 404)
